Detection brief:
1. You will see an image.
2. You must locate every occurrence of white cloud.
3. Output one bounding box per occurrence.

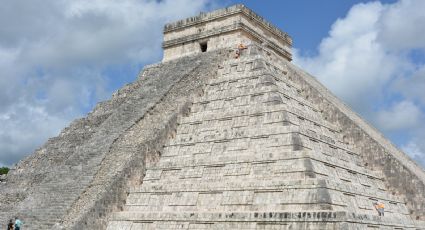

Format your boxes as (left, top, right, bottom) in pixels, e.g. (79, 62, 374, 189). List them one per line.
(0, 103, 69, 166)
(295, 2, 405, 113)
(11, 0, 210, 68)
(0, 0, 211, 166)
(376, 100, 421, 131)
(378, 0, 425, 51)
(402, 141, 425, 168)
(393, 65, 425, 106)
(294, 0, 425, 168)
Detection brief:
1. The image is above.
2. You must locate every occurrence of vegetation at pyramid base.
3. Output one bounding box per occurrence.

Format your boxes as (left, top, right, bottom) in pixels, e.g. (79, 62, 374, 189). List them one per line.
(0, 167, 9, 175)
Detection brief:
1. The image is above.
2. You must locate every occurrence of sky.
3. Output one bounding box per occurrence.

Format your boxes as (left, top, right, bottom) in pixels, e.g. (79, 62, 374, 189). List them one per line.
(0, 0, 424, 169)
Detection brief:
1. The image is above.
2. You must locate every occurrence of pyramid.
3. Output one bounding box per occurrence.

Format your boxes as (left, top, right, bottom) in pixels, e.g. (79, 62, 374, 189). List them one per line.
(1, 4, 424, 230)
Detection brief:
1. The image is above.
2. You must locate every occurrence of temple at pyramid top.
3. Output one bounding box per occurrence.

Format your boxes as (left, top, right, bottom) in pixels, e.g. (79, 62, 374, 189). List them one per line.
(162, 4, 292, 61)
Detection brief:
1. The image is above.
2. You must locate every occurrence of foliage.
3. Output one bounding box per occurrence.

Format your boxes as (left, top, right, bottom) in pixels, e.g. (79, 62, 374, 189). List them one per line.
(0, 167, 9, 175)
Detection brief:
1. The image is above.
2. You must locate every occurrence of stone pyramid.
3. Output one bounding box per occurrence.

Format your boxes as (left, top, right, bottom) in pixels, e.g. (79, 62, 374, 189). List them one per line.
(108, 48, 424, 229)
(1, 4, 424, 230)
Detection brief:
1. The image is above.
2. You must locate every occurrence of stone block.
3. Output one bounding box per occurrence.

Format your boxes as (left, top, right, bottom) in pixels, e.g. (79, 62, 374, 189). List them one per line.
(221, 191, 254, 205)
(170, 192, 199, 206)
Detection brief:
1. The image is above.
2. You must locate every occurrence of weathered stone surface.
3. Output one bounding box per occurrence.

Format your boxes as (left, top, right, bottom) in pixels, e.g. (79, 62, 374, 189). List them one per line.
(0, 50, 228, 230)
(1, 4, 424, 230)
(107, 46, 424, 229)
(162, 4, 291, 62)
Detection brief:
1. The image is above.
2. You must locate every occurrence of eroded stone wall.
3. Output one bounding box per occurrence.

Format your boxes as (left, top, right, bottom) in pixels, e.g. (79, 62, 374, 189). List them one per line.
(284, 63, 425, 221)
(247, 44, 425, 221)
(260, 54, 424, 222)
(106, 45, 424, 229)
(62, 50, 229, 230)
(0, 49, 228, 230)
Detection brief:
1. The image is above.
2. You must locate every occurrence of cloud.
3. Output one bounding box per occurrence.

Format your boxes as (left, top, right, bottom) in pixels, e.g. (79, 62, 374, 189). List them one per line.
(294, 2, 405, 113)
(378, 0, 425, 51)
(2, 0, 210, 69)
(0, 104, 69, 166)
(393, 65, 425, 106)
(0, 0, 211, 166)
(294, 0, 425, 168)
(376, 100, 421, 131)
(402, 141, 425, 168)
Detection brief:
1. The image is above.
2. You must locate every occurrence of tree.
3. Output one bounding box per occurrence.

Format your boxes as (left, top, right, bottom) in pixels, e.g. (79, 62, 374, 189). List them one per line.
(0, 167, 9, 175)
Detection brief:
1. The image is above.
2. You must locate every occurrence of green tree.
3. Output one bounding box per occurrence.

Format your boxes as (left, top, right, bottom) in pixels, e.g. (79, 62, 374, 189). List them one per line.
(0, 167, 9, 175)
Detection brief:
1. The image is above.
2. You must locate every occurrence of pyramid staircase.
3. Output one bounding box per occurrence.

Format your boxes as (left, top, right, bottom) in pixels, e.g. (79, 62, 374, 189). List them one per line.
(107, 46, 422, 229)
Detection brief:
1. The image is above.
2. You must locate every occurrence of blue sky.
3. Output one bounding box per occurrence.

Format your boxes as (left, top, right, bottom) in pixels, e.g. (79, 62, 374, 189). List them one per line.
(0, 0, 424, 168)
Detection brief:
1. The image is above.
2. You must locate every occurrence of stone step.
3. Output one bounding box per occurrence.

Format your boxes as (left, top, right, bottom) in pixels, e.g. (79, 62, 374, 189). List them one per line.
(183, 102, 338, 132)
(132, 177, 403, 205)
(108, 211, 417, 229)
(156, 147, 370, 179)
(193, 89, 319, 119)
(169, 124, 297, 146)
(178, 110, 342, 142)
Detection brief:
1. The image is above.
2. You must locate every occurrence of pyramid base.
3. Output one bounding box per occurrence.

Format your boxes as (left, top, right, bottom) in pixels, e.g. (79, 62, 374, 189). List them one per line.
(107, 211, 423, 230)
